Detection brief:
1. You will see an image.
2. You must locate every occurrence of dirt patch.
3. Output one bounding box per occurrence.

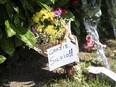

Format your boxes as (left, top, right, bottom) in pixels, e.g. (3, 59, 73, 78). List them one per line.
(8, 55, 47, 87)
(0, 47, 66, 87)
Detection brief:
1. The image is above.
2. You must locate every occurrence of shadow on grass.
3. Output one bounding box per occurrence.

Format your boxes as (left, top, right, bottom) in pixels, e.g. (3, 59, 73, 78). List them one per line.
(0, 47, 67, 87)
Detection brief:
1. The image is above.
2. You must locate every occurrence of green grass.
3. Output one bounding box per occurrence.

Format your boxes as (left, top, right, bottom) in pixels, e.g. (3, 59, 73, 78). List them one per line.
(0, 39, 116, 87)
(38, 41, 116, 87)
(35, 56, 116, 87)
(36, 75, 116, 87)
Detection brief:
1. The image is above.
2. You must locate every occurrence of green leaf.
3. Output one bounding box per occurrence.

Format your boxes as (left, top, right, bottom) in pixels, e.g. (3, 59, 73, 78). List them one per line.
(15, 26, 28, 35)
(14, 37, 23, 47)
(0, 0, 9, 4)
(0, 55, 6, 64)
(13, 14, 26, 28)
(19, 0, 34, 13)
(19, 0, 27, 10)
(40, 3, 51, 10)
(74, 20, 80, 28)
(50, 0, 55, 4)
(27, 1, 35, 13)
(62, 11, 75, 21)
(16, 30, 36, 48)
(10, 2, 19, 13)
(6, 2, 14, 19)
(14, 7, 19, 13)
(14, 14, 21, 27)
(36, 0, 51, 10)
(5, 20, 16, 37)
(55, 0, 69, 6)
(0, 37, 15, 56)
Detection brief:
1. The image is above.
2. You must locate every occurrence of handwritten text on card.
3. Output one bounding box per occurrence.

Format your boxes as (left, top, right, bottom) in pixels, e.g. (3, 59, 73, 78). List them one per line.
(47, 41, 78, 71)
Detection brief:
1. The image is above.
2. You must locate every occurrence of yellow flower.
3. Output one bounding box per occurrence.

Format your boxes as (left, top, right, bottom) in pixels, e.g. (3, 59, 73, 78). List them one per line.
(60, 19, 65, 24)
(35, 12, 42, 18)
(32, 9, 55, 22)
(35, 24, 44, 32)
(44, 25, 53, 34)
(39, 9, 48, 15)
(32, 14, 39, 23)
(32, 9, 48, 22)
(52, 29, 57, 34)
(59, 27, 66, 33)
(41, 11, 54, 21)
(51, 19, 58, 25)
(41, 14, 49, 21)
(44, 25, 57, 35)
(32, 8, 68, 44)
(48, 12, 54, 20)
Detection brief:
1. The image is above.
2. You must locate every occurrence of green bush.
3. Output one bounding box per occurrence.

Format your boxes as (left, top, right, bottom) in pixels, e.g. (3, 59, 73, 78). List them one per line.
(0, 0, 75, 64)
(0, 0, 114, 64)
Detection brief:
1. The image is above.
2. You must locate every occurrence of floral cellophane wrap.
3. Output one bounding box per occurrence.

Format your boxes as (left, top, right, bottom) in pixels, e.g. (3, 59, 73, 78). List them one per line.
(34, 21, 79, 63)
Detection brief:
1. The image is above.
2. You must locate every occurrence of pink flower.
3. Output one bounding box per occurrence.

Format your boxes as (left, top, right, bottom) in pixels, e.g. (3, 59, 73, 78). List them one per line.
(53, 8, 67, 16)
(83, 35, 96, 51)
(53, 8, 62, 17)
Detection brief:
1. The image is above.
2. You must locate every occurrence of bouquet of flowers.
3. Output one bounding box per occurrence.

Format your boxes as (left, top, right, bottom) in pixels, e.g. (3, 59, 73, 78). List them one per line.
(31, 8, 74, 56)
(31, 7, 80, 74)
(31, 8, 69, 45)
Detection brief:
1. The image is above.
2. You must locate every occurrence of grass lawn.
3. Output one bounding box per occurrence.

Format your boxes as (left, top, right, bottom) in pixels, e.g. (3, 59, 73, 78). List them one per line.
(0, 39, 116, 87)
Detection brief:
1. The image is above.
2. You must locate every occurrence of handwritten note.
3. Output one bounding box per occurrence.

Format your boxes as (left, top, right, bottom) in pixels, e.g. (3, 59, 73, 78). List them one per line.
(47, 41, 78, 71)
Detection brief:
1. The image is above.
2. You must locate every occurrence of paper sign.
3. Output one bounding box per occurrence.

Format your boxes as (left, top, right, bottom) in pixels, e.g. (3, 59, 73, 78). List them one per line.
(47, 41, 78, 71)
(88, 66, 116, 81)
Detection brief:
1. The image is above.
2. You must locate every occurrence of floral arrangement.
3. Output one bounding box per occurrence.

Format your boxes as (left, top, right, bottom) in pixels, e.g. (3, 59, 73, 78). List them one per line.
(31, 8, 69, 45)
(83, 35, 96, 51)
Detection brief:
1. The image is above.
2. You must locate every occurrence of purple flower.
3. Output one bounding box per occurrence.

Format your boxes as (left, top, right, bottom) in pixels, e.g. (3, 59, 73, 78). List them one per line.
(31, 27, 36, 34)
(53, 8, 62, 17)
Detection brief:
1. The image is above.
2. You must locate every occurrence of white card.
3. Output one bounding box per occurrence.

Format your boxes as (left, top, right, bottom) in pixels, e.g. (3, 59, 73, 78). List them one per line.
(47, 41, 78, 71)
